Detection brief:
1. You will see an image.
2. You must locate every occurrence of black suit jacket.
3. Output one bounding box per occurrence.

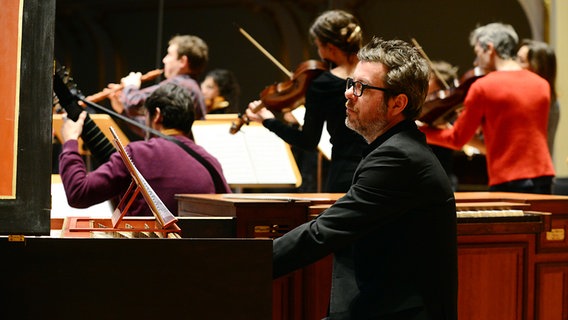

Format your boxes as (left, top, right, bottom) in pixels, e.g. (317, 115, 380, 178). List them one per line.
(273, 120, 458, 320)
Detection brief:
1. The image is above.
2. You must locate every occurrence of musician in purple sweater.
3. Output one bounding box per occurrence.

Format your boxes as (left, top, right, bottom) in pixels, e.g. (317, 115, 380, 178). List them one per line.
(59, 83, 231, 216)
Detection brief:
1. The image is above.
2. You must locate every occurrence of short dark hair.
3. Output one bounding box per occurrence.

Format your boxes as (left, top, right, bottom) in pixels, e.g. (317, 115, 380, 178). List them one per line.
(145, 83, 195, 134)
(206, 69, 241, 112)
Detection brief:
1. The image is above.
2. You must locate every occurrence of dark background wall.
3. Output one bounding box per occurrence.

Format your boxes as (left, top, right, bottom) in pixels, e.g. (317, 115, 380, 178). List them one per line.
(54, 0, 531, 113)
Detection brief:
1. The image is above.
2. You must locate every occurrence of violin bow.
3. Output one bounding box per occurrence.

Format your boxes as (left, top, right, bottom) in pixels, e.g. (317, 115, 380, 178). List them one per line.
(411, 38, 450, 90)
(237, 25, 293, 79)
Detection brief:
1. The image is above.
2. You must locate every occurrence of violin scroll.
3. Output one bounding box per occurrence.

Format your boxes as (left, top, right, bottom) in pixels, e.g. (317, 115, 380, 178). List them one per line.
(229, 106, 256, 134)
(259, 60, 327, 112)
(230, 60, 327, 134)
(419, 67, 485, 126)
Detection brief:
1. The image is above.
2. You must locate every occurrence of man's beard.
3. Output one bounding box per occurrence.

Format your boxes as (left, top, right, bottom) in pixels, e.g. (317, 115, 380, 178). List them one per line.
(345, 102, 389, 142)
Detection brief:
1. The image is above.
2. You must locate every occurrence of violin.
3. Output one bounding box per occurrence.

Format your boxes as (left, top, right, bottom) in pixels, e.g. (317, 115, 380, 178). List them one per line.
(85, 69, 163, 103)
(206, 96, 230, 113)
(419, 67, 485, 126)
(230, 59, 327, 134)
(52, 68, 163, 114)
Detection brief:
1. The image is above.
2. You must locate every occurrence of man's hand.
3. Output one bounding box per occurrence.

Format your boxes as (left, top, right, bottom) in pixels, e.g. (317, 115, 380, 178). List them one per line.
(121, 72, 142, 89)
(61, 111, 87, 143)
(105, 83, 125, 113)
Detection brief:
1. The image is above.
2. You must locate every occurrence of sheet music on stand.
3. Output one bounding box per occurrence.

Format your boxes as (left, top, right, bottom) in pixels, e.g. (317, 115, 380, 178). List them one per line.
(109, 127, 178, 230)
(290, 106, 331, 160)
(191, 119, 302, 189)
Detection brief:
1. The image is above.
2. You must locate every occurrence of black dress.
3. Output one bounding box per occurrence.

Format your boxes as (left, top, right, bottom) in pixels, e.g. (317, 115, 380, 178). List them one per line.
(263, 71, 367, 192)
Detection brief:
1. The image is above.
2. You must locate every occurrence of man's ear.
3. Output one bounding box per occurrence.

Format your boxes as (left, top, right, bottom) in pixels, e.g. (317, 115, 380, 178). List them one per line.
(152, 107, 163, 125)
(390, 94, 408, 116)
(180, 55, 190, 69)
(486, 42, 495, 54)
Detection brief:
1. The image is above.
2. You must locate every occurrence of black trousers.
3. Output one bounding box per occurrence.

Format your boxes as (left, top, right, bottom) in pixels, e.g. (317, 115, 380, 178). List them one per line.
(323, 306, 433, 320)
(489, 176, 553, 194)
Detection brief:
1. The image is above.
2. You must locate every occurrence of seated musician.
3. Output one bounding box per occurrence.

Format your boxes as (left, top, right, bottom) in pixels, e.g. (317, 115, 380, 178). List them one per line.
(274, 38, 457, 319)
(58, 83, 231, 216)
(200, 68, 241, 114)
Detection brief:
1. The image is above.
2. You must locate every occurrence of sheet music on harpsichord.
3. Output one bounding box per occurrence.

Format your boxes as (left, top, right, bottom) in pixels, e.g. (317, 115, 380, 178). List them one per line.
(191, 119, 301, 188)
(109, 127, 178, 229)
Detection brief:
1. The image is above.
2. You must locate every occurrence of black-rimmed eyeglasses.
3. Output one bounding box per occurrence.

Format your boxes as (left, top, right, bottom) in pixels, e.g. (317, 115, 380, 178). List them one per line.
(346, 77, 393, 97)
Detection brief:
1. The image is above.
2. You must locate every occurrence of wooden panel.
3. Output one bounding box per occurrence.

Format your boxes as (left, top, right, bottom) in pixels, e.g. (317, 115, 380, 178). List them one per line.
(0, 0, 54, 235)
(302, 256, 333, 320)
(536, 263, 568, 320)
(0, 237, 272, 319)
(273, 271, 304, 320)
(538, 216, 568, 253)
(0, 0, 20, 197)
(177, 194, 314, 320)
(458, 244, 526, 320)
(177, 194, 311, 238)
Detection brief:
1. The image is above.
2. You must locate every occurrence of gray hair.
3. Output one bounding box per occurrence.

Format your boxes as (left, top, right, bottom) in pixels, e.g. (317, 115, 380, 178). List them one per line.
(357, 37, 430, 120)
(469, 22, 519, 59)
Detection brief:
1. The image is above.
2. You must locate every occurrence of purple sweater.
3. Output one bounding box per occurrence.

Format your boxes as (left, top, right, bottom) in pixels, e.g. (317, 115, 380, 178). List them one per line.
(59, 135, 230, 216)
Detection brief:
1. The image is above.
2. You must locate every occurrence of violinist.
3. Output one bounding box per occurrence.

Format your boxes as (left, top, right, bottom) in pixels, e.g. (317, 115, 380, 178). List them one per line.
(201, 68, 241, 114)
(245, 9, 367, 192)
(107, 34, 209, 139)
(419, 22, 555, 194)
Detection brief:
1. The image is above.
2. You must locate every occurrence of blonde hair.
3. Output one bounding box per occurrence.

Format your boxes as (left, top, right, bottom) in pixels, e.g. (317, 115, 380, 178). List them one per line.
(309, 10, 362, 55)
(169, 35, 209, 77)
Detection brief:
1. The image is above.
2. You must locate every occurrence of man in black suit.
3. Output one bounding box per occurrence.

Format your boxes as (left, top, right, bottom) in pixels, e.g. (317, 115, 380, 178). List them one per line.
(273, 37, 457, 320)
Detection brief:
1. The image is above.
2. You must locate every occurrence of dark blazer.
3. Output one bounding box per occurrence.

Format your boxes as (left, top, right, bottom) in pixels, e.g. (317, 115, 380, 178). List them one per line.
(273, 120, 457, 320)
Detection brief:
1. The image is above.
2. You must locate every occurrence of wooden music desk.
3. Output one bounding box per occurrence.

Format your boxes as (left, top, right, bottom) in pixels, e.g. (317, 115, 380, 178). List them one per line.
(176, 193, 340, 320)
(176, 192, 568, 320)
